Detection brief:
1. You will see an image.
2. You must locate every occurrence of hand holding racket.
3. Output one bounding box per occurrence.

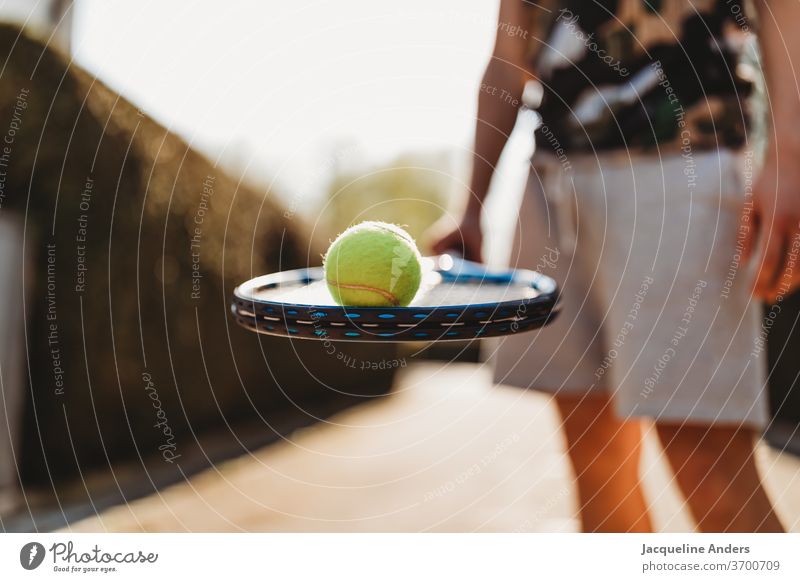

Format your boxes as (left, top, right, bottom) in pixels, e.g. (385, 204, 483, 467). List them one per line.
(429, 211, 484, 263)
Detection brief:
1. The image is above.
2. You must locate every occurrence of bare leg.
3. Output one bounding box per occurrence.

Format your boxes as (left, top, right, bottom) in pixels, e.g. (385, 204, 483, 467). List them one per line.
(656, 424, 784, 532)
(555, 392, 653, 532)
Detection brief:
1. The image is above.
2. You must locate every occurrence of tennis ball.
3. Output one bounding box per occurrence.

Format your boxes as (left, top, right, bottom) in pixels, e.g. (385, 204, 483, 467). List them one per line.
(324, 221, 422, 307)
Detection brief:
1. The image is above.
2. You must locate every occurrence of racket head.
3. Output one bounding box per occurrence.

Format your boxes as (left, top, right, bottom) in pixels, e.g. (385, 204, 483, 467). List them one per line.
(231, 255, 559, 342)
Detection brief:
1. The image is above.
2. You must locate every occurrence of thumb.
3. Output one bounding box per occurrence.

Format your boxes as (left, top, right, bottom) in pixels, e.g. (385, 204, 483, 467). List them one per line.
(432, 231, 458, 255)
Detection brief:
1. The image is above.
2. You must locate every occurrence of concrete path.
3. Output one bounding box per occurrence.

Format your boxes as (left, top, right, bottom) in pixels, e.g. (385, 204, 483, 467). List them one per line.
(66, 363, 800, 532)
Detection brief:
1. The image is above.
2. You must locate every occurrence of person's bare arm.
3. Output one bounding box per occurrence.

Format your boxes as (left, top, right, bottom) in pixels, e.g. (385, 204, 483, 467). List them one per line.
(431, 0, 534, 261)
(742, 1, 800, 301)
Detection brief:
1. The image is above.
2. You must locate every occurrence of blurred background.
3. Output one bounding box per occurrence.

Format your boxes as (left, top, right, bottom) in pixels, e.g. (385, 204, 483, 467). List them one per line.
(0, 0, 540, 532)
(71, 0, 533, 261)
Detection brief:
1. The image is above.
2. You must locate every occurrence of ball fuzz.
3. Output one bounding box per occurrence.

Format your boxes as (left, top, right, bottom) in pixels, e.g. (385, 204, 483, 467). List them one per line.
(324, 221, 422, 307)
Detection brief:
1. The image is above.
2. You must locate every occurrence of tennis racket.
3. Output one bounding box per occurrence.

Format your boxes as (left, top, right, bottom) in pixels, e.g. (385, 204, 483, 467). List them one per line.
(231, 254, 559, 342)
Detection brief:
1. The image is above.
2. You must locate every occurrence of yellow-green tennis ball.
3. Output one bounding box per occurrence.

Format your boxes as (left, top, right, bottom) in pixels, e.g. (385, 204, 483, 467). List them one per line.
(324, 221, 422, 307)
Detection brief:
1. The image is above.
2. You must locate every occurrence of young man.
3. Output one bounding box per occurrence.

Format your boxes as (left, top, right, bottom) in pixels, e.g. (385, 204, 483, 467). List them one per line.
(433, 0, 800, 532)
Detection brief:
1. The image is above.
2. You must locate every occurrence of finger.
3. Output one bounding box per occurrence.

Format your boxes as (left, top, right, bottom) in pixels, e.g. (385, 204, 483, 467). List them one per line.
(740, 203, 759, 265)
(772, 227, 800, 301)
(471, 239, 484, 264)
(431, 233, 452, 254)
(754, 222, 785, 301)
(432, 232, 462, 256)
(788, 228, 800, 292)
(465, 243, 482, 263)
(784, 260, 800, 302)
(458, 232, 481, 263)
(458, 242, 475, 262)
(790, 260, 800, 299)
(767, 233, 790, 303)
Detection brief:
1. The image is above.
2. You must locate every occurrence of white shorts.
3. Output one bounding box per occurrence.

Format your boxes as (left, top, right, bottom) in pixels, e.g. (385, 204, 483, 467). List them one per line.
(490, 148, 769, 428)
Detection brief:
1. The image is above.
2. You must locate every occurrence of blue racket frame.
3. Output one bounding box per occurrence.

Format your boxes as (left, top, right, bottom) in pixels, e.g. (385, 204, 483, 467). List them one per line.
(231, 256, 559, 342)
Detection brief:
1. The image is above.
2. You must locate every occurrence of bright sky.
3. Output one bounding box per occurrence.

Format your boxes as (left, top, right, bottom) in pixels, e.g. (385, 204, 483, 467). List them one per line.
(71, 0, 505, 198)
(67, 0, 534, 263)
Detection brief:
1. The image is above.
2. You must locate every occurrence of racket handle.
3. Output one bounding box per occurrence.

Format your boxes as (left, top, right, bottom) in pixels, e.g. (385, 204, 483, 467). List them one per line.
(435, 253, 518, 284)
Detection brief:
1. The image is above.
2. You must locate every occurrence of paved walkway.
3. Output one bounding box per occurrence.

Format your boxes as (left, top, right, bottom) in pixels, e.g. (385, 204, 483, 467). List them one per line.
(67, 363, 800, 532)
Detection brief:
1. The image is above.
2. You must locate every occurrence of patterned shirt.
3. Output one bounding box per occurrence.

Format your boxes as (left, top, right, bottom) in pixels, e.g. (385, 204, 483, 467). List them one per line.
(522, 0, 756, 153)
